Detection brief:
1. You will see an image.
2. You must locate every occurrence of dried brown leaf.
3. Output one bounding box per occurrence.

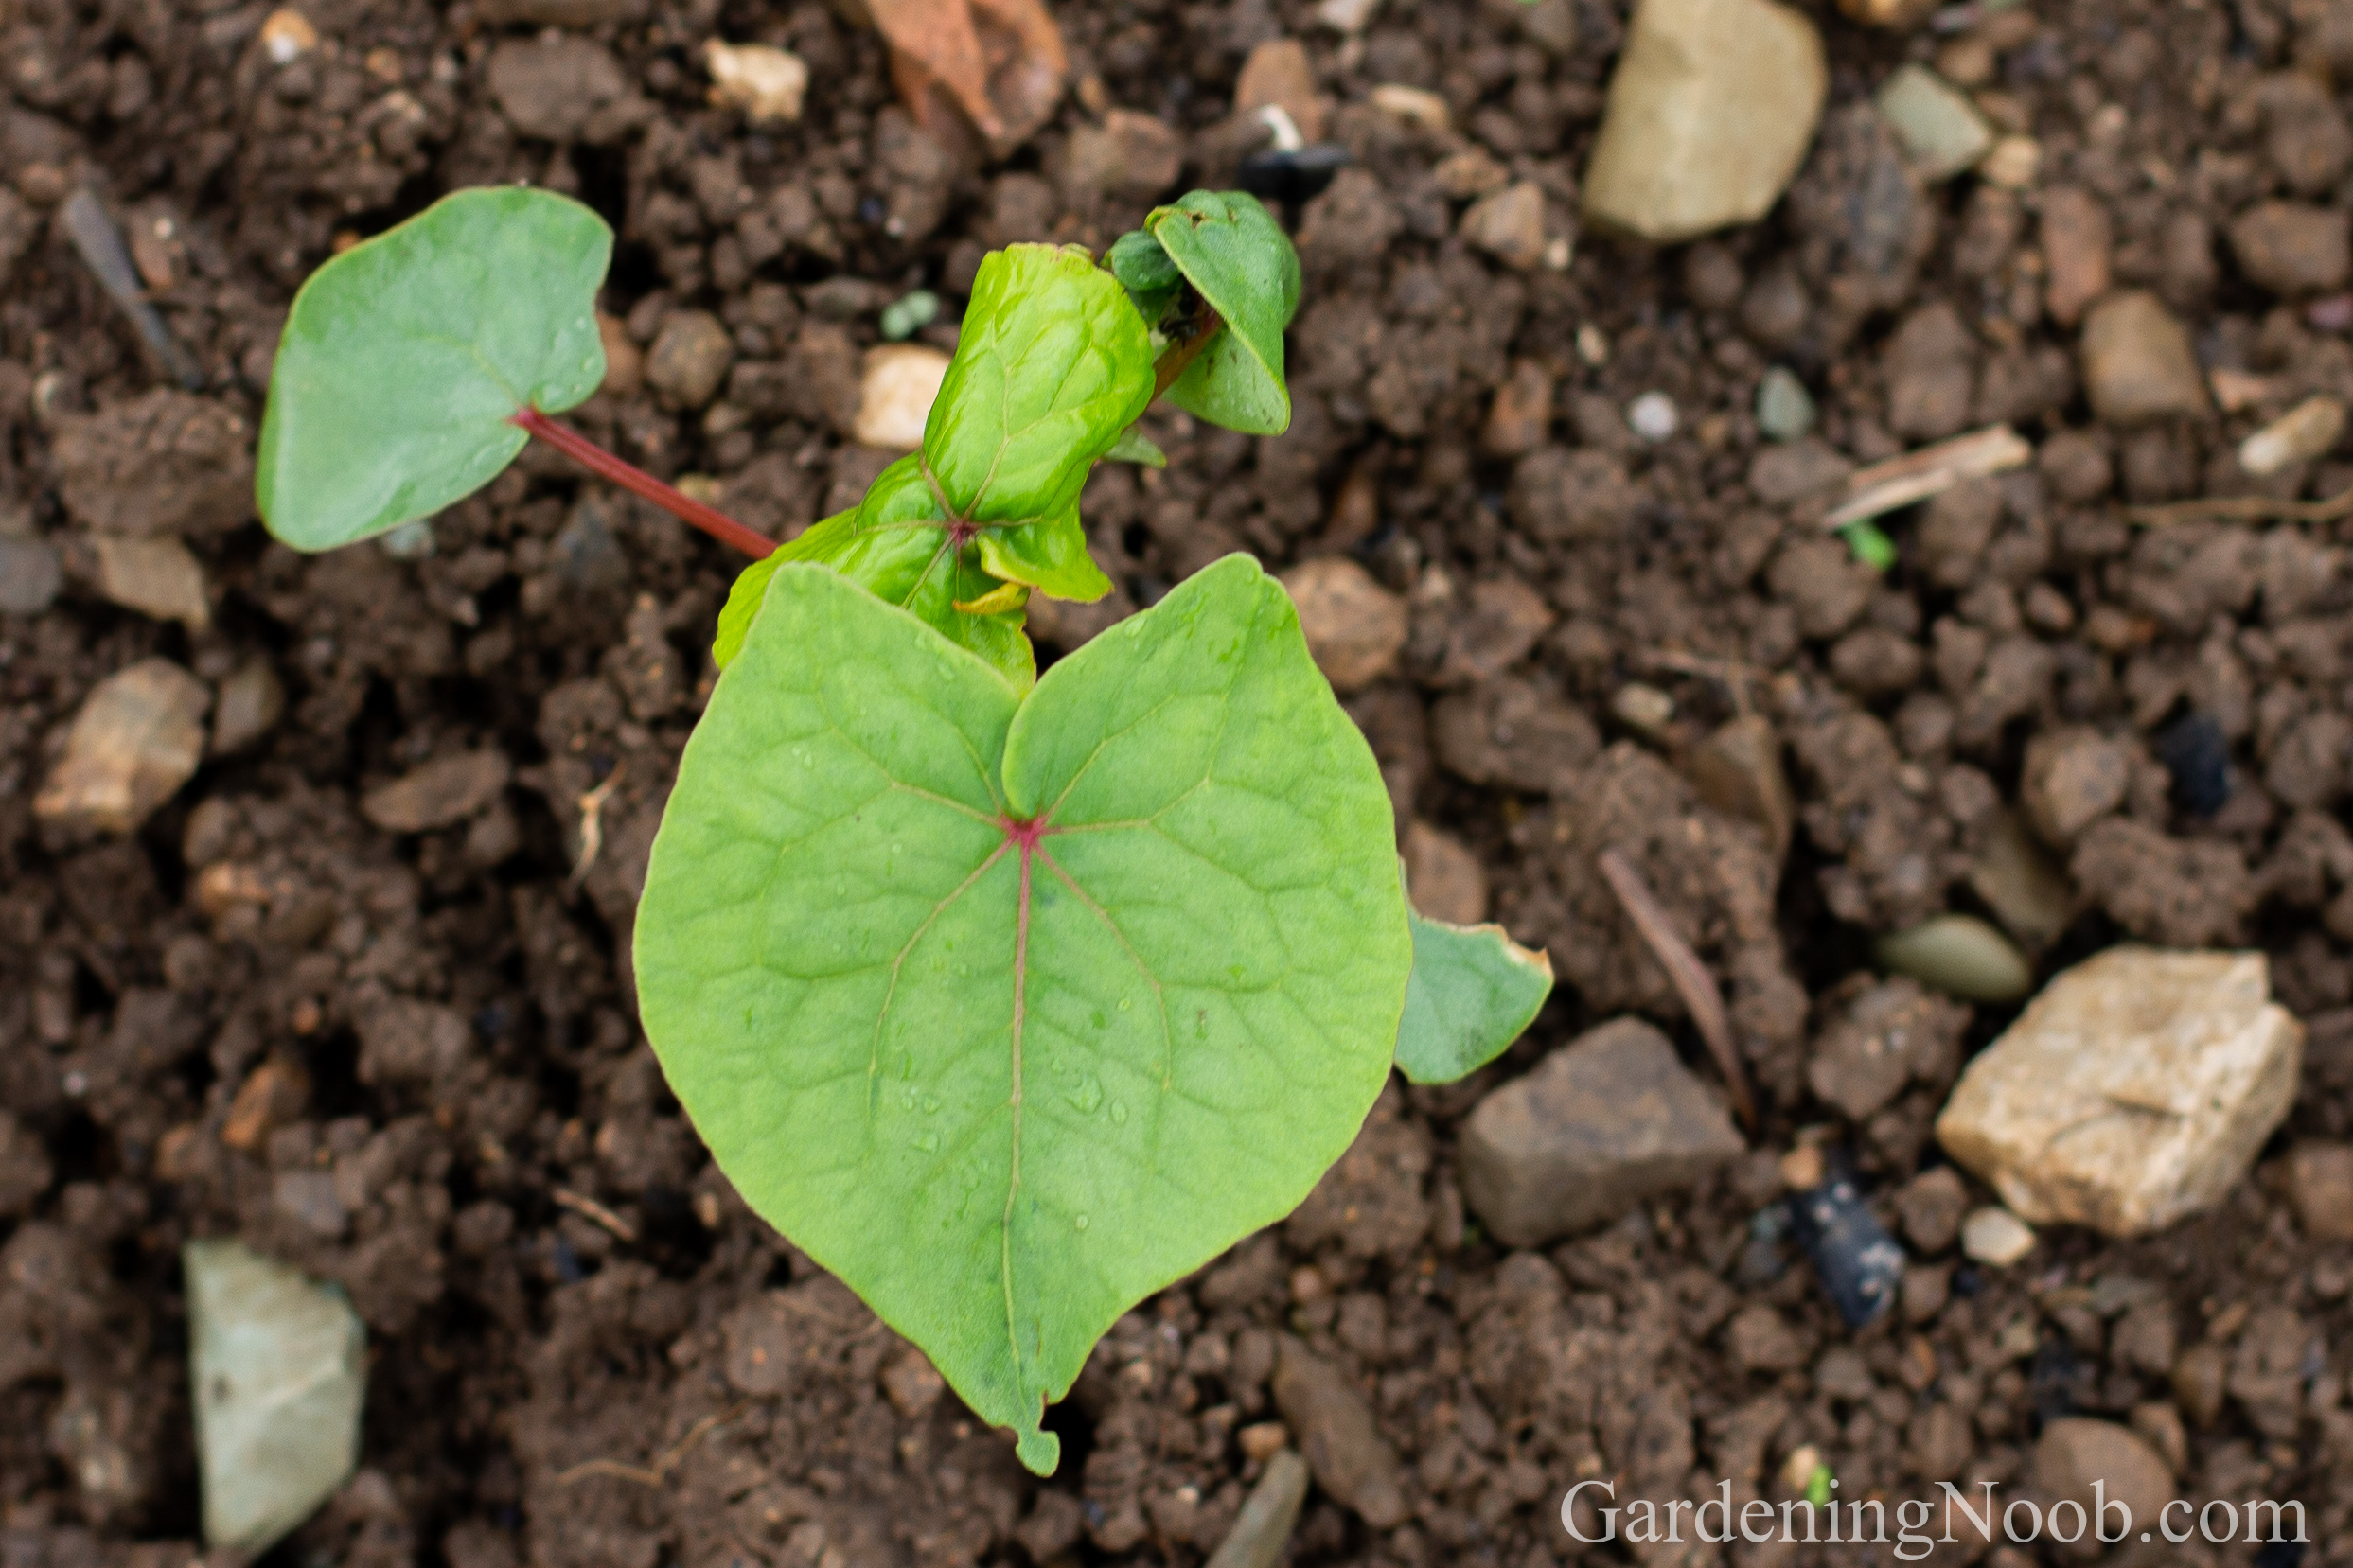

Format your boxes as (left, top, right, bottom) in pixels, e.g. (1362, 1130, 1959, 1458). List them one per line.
(867, 0, 1066, 156)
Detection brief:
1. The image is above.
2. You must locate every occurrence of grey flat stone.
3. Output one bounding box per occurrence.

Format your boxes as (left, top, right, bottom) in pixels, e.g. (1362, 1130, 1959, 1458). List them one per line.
(186, 1239, 366, 1555)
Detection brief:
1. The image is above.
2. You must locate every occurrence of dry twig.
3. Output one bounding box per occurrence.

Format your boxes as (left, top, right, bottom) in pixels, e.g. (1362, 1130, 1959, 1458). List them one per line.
(552, 1187, 639, 1244)
(1821, 424, 2031, 529)
(572, 764, 624, 885)
(1595, 847, 1756, 1130)
(554, 1401, 750, 1489)
(2124, 483, 2353, 528)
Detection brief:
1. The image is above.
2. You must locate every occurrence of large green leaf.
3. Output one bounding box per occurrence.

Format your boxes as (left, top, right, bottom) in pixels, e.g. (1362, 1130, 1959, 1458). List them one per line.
(1392, 908, 1553, 1085)
(923, 244, 1155, 526)
(636, 555, 1410, 1475)
(256, 187, 610, 551)
(1148, 191, 1300, 436)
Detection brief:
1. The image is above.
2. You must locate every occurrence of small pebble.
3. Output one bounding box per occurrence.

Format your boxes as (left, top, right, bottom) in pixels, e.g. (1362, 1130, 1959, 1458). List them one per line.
(2238, 394, 2345, 476)
(851, 344, 950, 449)
(1369, 83, 1451, 132)
(1627, 390, 1679, 441)
(1576, 325, 1610, 366)
(1877, 913, 2033, 1003)
(1960, 1205, 2036, 1266)
(378, 520, 435, 559)
(0, 534, 63, 615)
(1609, 681, 1675, 733)
(702, 40, 807, 124)
(1979, 134, 2042, 188)
(1755, 366, 1817, 440)
(2308, 292, 2353, 332)
(259, 8, 317, 63)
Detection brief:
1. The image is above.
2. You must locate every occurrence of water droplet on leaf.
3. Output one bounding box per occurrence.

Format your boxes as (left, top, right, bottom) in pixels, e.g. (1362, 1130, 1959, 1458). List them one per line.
(1074, 1213, 1089, 1230)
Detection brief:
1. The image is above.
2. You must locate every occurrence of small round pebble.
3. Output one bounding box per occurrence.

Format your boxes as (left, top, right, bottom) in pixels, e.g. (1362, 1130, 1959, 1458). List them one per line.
(1756, 366, 1817, 441)
(1627, 391, 1679, 441)
(1960, 1205, 2036, 1266)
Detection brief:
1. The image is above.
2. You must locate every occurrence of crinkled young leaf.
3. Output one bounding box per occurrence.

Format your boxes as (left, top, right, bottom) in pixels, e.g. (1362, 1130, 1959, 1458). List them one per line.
(923, 244, 1155, 525)
(257, 188, 610, 551)
(636, 555, 1410, 1476)
(712, 461, 1035, 686)
(975, 509, 1113, 602)
(1392, 908, 1554, 1084)
(1147, 191, 1300, 436)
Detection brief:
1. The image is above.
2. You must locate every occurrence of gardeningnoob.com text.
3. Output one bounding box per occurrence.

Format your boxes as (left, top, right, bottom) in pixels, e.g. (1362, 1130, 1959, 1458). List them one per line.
(1561, 1479, 2309, 1560)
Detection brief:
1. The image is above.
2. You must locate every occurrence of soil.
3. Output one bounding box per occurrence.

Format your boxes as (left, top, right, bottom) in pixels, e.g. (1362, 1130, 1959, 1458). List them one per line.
(7, 0, 2353, 1564)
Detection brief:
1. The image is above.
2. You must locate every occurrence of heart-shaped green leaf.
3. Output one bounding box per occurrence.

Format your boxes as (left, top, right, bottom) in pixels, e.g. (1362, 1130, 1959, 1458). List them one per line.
(256, 187, 611, 551)
(637, 555, 1410, 1475)
(1392, 908, 1554, 1084)
(923, 243, 1156, 526)
(1147, 191, 1301, 436)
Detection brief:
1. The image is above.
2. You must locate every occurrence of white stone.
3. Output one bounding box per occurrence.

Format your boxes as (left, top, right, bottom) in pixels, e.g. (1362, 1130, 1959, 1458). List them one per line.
(1627, 391, 1679, 441)
(186, 1240, 364, 1554)
(34, 659, 211, 834)
(1580, 0, 1827, 244)
(2239, 394, 2345, 477)
(1935, 946, 2302, 1236)
(851, 344, 951, 449)
(703, 41, 807, 124)
(1959, 1205, 2036, 1266)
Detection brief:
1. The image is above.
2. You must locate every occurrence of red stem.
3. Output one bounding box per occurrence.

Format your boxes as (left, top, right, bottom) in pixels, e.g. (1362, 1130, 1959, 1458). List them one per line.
(510, 406, 774, 559)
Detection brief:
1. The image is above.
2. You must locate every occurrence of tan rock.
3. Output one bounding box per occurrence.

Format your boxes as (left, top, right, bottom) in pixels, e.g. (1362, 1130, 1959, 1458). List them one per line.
(2020, 726, 2131, 847)
(2080, 291, 2209, 426)
(2227, 200, 2351, 296)
(1935, 947, 2302, 1235)
(1270, 1342, 1405, 1526)
(1459, 1016, 1744, 1245)
(2031, 1418, 2173, 1540)
(1581, 0, 1827, 244)
(595, 311, 643, 396)
(362, 751, 512, 834)
(1959, 1205, 2035, 1265)
(2039, 186, 2113, 326)
(1479, 359, 1553, 456)
(851, 344, 951, 449)
(93, 536, 209, 630)
(1233, 39, 1327, 143)
(2287, 1140, 2353, 1241)
(1056, 109, 1183, 203)
(1280, 557, 1406, 693)
(644, 309, 734, 409)
(35, 660, 211, 834)
(1403, 820, 1487, 925)
(210, 660, 285, 758)
(1460, 181, 1548, 269)
(702, 41, 807, 124)
(1369, 83, 1450, 133)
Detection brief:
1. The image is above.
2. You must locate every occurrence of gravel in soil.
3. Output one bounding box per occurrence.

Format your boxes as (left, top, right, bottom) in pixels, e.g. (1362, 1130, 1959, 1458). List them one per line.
(8, 0, 2353, 1563)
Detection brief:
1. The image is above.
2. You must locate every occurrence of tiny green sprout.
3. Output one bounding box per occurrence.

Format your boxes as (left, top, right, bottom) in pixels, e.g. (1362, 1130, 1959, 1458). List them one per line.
(1807, 1464, 1835, 1509)
(1839, 520, 1898, 572)
(251, 182, 1549, 1474)
(880, 289, 941, 341)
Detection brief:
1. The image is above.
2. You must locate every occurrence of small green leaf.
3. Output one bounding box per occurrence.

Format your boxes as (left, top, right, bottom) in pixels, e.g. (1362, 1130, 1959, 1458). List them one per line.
(976, 509, 1113, 603)
(1392, 907, 1553, 1085)
(923, 244, 1156, 526)
(636, 555, 1410, 1476)
(1106, 228, 1181, 323)
(257, 187, 611, 551)
(1146, 191, 1301, 436)
(1104, 428, 1167, 467)
(1839, 520, 1898, 572)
